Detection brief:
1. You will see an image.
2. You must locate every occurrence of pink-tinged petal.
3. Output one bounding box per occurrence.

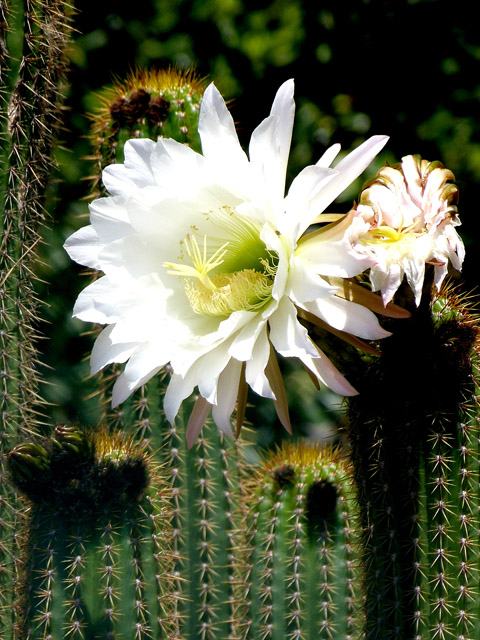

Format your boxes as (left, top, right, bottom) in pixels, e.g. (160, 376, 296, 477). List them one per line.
(302, 295, 391, 340)
(211, 358, 243, 438)
(186, 396, 213, 449)
(264, 345, 292, 433)
(249, 79, 295, 202)
(301, 347, 358, 396)
(64, 225, 103, 270)
(245, 324, 274, 399)
(111, 342, 165, 406)
(103, 139, 157, 196)
(199, 83, 248, 166)
(90, 325, 138, 374)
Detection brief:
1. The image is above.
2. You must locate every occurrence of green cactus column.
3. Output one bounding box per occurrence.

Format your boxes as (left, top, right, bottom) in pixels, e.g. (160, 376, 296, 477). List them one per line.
(1, 2, 73, 636)
(243, 442, 363, 640)
(80, 72, 250, 639)
(8, 425, 173, 640)
(346, 282, 480, 640)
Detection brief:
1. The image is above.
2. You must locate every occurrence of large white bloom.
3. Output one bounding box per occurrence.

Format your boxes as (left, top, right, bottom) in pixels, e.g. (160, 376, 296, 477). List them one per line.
(353, 154, 465, 306)
(65, 80, 390, 444)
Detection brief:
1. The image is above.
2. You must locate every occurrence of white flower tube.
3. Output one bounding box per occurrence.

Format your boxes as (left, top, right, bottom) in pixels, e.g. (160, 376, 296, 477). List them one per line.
(65, 80, 389, 443)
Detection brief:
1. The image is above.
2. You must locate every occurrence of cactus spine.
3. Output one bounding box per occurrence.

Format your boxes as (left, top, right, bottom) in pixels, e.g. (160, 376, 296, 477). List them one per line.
(346, 280, 480, 639)
(244, 442, 362, 640)
(1, 2, 73, 636)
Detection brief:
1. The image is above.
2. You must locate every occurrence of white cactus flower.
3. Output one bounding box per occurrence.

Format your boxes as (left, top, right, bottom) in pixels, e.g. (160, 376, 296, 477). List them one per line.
(64, 80, 389, 444)
(354, 155, 465, 306)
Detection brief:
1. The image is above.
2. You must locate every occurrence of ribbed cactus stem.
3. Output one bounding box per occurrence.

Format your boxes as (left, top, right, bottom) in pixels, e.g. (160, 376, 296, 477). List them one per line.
(1, 2, 73, 636)
(346, 281, 480, 639)
(160, 411, 247, 640)
(9, 426, 173, 640)
(244, 442, 362, 640)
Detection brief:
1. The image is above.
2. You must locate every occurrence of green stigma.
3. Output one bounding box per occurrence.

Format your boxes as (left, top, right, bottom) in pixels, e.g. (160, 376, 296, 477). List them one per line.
(163, 209, 277, 317)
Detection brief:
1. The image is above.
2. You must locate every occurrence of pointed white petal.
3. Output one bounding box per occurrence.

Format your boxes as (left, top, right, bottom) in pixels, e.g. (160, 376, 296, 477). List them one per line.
(211, 358, 242, 437)
(90, 325, 138, 374)
(268, 297, 318, 359)
(249, 80, 295, 203)
(316, 143, 341, 168)
(164, 373, 196, 425)
(111, 343, 165, 406)
(103, 139, 157, 196)
(64, 225, 103, 269)
(303, 135, 389, 234)
(245, 324, 275, 399)
(199, 83, 248, 166)
(301, 347, 358, 396)
(303, 295, 391, 339)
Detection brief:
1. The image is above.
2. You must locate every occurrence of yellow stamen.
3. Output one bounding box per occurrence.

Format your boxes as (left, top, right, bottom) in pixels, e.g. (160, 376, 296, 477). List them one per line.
(185, 269, 273, 317)
(163, 235, 229, 291)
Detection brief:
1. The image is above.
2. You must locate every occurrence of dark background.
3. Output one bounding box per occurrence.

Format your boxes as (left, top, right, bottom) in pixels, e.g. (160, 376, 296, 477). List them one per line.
(38, 0, 480, 446)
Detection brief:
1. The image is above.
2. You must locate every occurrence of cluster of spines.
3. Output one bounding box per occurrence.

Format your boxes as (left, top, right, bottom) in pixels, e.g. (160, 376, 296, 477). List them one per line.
(243, 442, 362, 640)
(8, 425, 173, 640)
(346, 281, 480, 639)
(87, 67, 205, 197)
(1, 2, 74, 636)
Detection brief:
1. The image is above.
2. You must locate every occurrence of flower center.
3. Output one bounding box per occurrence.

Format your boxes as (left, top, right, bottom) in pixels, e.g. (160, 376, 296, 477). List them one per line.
(362, 223, 420, 247)
(163, 208, 277, 317)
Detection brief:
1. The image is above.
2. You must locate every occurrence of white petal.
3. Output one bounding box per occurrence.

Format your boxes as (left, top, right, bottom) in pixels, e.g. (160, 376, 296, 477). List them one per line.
(245, 324, 274, 399)
(73, 277, 121, 324)
(285, 256, 338, 304)
(164, 373, 196, 425)
(295, 211, 375, 278)
(211, 358, 243, 437)
(268, 298, 357, 396)
(111, 343, 165, 406)
(316, 143, 341, 168)
(249, 79, 295, 203)
(103, 139, 157, 196)
(228, 317, 267, 361)
(199, 83, 248, 167)
(305, 135, 389, 234)
(64, 225, 103, 270)
(90, 325, 138, 374)
(268, 297, 319, 359)
(303, 295, 391, 340)
(300, 347, 358, 396)
(282, 165, 337, 237)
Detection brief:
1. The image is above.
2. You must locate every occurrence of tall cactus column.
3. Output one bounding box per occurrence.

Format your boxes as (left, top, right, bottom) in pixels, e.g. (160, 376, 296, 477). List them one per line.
(1, 2, 73, 637)
(346, 281, 480, 640)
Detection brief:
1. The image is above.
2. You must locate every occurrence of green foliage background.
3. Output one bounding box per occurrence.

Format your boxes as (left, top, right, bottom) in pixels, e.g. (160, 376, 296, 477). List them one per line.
(39, 0, 479, 445)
